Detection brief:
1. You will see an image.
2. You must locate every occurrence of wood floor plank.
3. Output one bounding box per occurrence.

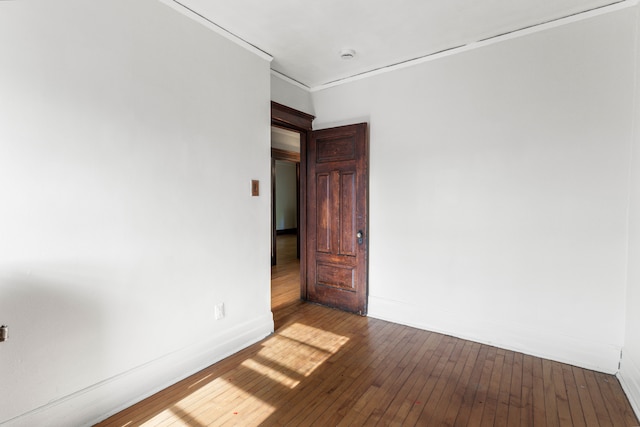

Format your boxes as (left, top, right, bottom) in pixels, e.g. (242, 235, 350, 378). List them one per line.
(562, 363, 587, 427)
(542, 359, 560, 427)
(373, 331, 445, 426)
(271, 234, 301, 311)
(340, 334, 428, 420)
(595, 371, 640, 426)
(583, 369, 614, 427)
(521, 354, 535, 427)
(532, 356, 547, 427)
(550, 361, 573, 427)
(479, 348, 506, 427)
(428, 340, 481, 426)
(361, 330, 442, 425)
(401, 336, 459, 425)
(318, 325, 414, 426)
(95, 236, 640, 427)
(386, 336, 454, 427)
(275, 314, 378, 425)
(415, 339, 469, 425)
(573, 366, 601, 427)
(304, 324, 416, 425)
(506, 351, 523, 427)
(453, 345, 490, 427)
(467, 346, 498, 426)
(418, 341, 480, 425)
(494, 349, 514, 427)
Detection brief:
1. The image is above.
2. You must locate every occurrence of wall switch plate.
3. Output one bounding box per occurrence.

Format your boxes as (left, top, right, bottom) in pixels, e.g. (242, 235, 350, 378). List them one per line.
(251, 180, 259, 196)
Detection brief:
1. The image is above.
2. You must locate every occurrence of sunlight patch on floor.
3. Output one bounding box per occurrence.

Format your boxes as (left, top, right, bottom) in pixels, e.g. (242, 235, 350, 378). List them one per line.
(241, 357, 302, 388)
(279, 323, 350, 354)
(138, 377, 277, 426)
(236, 322, 350, 391)
(137, 322, 349, 425)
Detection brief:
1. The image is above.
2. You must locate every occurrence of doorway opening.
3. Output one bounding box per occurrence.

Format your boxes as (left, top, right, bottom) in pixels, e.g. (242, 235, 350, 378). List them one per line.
(271, 126, 302, 310)
(270, 102, 368, 315)
(270, 102, 314, 311)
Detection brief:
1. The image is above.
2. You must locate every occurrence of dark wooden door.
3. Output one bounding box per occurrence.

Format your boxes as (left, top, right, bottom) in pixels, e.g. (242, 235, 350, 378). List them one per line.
(306, 123, 368, 315)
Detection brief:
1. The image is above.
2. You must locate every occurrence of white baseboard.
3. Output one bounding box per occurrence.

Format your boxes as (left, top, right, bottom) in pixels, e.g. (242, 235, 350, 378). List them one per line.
(1, 312, 274, 427)
(368, 295, 620, 374)
(618, 353, 640, 421)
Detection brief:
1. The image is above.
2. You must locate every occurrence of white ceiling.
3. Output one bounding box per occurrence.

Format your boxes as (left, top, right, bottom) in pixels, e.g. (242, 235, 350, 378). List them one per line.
(176, 0, 622, 89)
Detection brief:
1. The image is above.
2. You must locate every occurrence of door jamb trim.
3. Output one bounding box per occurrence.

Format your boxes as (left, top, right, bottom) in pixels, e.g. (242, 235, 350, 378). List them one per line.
(271, 102, 314, 301)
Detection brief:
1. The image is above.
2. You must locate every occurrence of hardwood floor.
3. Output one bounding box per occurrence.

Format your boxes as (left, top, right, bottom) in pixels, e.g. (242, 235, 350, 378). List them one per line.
(271, 234, 301, 310)
(96, 237, 639, 426)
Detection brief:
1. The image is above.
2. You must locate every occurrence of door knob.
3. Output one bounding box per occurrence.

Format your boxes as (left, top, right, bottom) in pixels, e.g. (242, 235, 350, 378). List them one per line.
(357, 230, 363, 245)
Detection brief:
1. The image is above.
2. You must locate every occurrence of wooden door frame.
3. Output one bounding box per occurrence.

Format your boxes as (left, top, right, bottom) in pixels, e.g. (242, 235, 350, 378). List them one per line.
(271, 102, 314, 300)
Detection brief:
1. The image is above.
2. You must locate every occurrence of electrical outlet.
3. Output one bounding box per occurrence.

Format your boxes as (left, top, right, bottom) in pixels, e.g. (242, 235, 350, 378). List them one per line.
(214, 303, 225, 320)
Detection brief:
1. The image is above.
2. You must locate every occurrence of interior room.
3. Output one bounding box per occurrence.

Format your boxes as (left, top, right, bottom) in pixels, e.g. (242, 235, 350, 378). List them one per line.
(2, 0, 640, 425)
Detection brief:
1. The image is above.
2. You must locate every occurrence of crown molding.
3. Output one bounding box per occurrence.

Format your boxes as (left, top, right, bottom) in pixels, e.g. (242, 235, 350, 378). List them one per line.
(271, 70, 311, 92)
(158, 0, 273, 62)
(311, 0, 637, 92)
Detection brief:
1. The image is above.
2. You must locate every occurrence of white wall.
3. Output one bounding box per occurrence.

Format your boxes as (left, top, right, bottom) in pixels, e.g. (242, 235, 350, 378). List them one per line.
(271, 72, 315, 116)
(619, 4, 640, 417)
(275, 161, 298, 230)
(312, 7, 636, 374)
(0, 1, 272, 425)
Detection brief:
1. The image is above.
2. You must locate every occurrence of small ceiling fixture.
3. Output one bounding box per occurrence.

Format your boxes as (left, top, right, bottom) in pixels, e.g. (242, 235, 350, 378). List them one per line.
(340, 49, 356, 60)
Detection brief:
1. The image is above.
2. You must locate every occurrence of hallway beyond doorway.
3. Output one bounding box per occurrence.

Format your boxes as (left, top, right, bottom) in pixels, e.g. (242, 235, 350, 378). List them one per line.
(271, 234, 300, 310)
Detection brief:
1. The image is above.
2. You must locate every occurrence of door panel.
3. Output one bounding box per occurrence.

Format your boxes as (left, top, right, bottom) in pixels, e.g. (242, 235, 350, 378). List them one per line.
(316, 263, 354, 290)
(339, 171, 356, 256)
(316, 135, 356, 163)
(306, 123, 368, 315)
(316, 173, 331, 253)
